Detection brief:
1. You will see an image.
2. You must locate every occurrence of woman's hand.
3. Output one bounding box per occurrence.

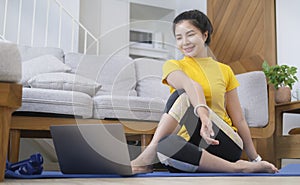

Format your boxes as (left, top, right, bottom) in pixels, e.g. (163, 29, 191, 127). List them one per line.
(200, 116, 219, 145)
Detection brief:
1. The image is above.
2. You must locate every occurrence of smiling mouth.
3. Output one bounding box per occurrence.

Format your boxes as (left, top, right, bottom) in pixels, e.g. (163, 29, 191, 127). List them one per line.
(183, 46, 194, 53)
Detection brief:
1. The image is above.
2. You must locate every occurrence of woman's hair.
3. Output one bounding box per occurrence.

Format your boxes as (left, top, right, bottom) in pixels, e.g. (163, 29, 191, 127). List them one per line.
(173, 10, 213, 46)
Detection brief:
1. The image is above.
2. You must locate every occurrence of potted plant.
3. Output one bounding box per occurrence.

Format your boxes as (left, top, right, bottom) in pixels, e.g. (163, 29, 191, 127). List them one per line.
(262, 61, 298, 103)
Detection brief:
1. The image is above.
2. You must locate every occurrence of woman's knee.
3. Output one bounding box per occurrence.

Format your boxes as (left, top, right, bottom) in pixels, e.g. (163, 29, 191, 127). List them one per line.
(165, 89, 188, 112)
(166, 93, 191, 123)
(157, 134, 186, 158)
(157, 135, 203, 172)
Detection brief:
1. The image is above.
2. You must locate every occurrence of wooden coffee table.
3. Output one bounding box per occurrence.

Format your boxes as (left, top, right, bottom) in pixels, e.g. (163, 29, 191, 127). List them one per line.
(0, 82, 22, 181)
(9, 116, 158, 165)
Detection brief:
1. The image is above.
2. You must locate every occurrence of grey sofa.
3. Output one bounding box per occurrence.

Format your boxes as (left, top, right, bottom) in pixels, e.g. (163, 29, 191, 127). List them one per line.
(9, 45, 270, 164)
(16, 45, 170, 121)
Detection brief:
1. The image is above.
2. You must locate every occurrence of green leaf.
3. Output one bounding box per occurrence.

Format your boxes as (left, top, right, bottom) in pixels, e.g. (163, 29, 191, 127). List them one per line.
(261, 61, 298, 90)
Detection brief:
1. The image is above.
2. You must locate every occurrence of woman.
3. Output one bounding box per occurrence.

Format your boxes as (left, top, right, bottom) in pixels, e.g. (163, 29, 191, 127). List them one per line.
(131, 9, 278, 174)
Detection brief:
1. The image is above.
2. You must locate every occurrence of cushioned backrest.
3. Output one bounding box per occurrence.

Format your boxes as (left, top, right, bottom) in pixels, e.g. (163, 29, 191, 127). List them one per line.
(65, 53, 137, 96)
(134, 58, 170, 100)
(236, 71, 268, 127)
(17, 45, 64, 62)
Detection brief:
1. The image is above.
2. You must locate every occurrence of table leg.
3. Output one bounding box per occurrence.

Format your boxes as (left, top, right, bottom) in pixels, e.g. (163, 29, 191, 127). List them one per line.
(140, 134, 153, 152)
(9, 129, 21, 163)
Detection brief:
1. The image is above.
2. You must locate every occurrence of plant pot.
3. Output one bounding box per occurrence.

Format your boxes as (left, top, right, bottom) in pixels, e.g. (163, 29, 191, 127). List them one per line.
(275, 86, 291, 104)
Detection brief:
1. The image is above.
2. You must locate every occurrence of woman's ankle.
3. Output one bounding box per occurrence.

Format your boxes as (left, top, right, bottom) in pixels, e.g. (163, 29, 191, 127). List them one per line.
(234, 160, 250, 172)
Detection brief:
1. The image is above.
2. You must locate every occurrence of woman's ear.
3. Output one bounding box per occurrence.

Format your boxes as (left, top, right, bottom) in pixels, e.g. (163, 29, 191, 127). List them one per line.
(203, 31, 208, 42)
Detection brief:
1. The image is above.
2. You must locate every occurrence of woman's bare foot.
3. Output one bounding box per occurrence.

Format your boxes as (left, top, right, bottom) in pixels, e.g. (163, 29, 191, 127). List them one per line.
(131, 143, 158, 174)
(131, 159, 153, 174)
(236, 160, 279, 173)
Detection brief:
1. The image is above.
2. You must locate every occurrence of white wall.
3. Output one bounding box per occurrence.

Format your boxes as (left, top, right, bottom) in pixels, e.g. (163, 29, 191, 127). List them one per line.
(176, 0, 206, 15)
(129, 0, 177, 10)
(276, 0, 300, 80)
(99, 0, 129, 56)
(129, 0, 207, 14)
(80, 0, 130, 56)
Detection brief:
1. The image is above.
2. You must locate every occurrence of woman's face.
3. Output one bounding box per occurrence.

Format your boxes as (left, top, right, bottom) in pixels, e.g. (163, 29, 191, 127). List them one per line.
(175, 20, 208, 58)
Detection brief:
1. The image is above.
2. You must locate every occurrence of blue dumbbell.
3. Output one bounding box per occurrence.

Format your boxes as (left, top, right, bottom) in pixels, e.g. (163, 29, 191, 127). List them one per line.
(6, 153, 43, 175)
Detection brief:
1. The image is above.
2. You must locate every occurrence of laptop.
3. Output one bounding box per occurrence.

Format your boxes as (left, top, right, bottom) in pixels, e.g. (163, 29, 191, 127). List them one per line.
(50, 124, 134, 176)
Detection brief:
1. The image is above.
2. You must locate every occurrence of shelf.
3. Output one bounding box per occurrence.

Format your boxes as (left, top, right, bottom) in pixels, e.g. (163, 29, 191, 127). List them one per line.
(129, 44, 169, 59)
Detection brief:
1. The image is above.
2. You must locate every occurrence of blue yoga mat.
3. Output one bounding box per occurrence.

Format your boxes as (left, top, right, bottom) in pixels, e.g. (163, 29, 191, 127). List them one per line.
(5, 164, 300, 179)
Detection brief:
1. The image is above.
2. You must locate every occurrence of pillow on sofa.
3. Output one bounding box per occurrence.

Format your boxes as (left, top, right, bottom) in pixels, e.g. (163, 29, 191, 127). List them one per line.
(17, 45, 64, 61)
(134, 58, 170, 100)
(65, 53, 137, 96)
(21, 55, 71, 86)
(28, 72, 102, 96)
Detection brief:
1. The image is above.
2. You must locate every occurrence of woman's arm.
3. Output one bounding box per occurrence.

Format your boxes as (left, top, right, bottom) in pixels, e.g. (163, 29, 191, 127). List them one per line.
(131, 70, 217, 172)
(225, 88, 259, 161)
(166, 70, 219, 145)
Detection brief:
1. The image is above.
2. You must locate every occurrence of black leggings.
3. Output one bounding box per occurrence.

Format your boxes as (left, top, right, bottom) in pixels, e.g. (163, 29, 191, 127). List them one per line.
(157, 89, 242, 172)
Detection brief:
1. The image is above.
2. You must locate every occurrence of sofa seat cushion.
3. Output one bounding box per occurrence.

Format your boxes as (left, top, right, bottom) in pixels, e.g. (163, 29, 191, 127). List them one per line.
(236, 71, 268, 127)
(17, 88, 93, 118)
(93, 95, 165, 121)
(0, 42, 22, 82)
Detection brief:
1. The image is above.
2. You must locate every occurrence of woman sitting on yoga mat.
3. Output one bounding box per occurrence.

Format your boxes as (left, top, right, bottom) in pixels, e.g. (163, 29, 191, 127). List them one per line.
(131, 9, 278, 174)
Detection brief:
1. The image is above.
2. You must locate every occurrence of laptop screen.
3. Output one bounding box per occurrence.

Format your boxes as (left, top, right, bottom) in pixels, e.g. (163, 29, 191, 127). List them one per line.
(50, 124, 133, 175)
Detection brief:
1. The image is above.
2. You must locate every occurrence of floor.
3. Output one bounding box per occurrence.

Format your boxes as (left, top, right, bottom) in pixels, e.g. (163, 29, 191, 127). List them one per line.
(12, 139, 300, 185)
(2, 177, 300, 185)
(12, 132, 300, 185)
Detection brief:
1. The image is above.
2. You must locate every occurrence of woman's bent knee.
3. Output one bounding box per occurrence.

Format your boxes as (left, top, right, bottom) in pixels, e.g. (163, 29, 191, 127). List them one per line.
(157, 135, 202, 172)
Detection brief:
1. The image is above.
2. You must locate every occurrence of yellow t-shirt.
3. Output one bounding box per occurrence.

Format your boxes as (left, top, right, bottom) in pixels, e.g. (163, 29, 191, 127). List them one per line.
(162, 56, 239, 141)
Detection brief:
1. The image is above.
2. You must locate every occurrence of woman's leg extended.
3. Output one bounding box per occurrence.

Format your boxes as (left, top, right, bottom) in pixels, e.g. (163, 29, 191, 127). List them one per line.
(157, 133, 278, 173)
(156, 126, 242, 173)
(199, 150, 278, 173)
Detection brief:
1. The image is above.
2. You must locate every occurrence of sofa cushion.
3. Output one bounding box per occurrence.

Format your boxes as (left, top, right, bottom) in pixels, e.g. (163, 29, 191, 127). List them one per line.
(28, 72, 102, 97)
(65, 53, 137, 96)
(236, 71, 268, 127)
(17, 88, 93, 118)
(93, 95, 165, 121)
(18, 45, 64, 62)
(134, 58, 170, 100)
(0, 42, 22, 82)
(21, 55, 72, 86)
